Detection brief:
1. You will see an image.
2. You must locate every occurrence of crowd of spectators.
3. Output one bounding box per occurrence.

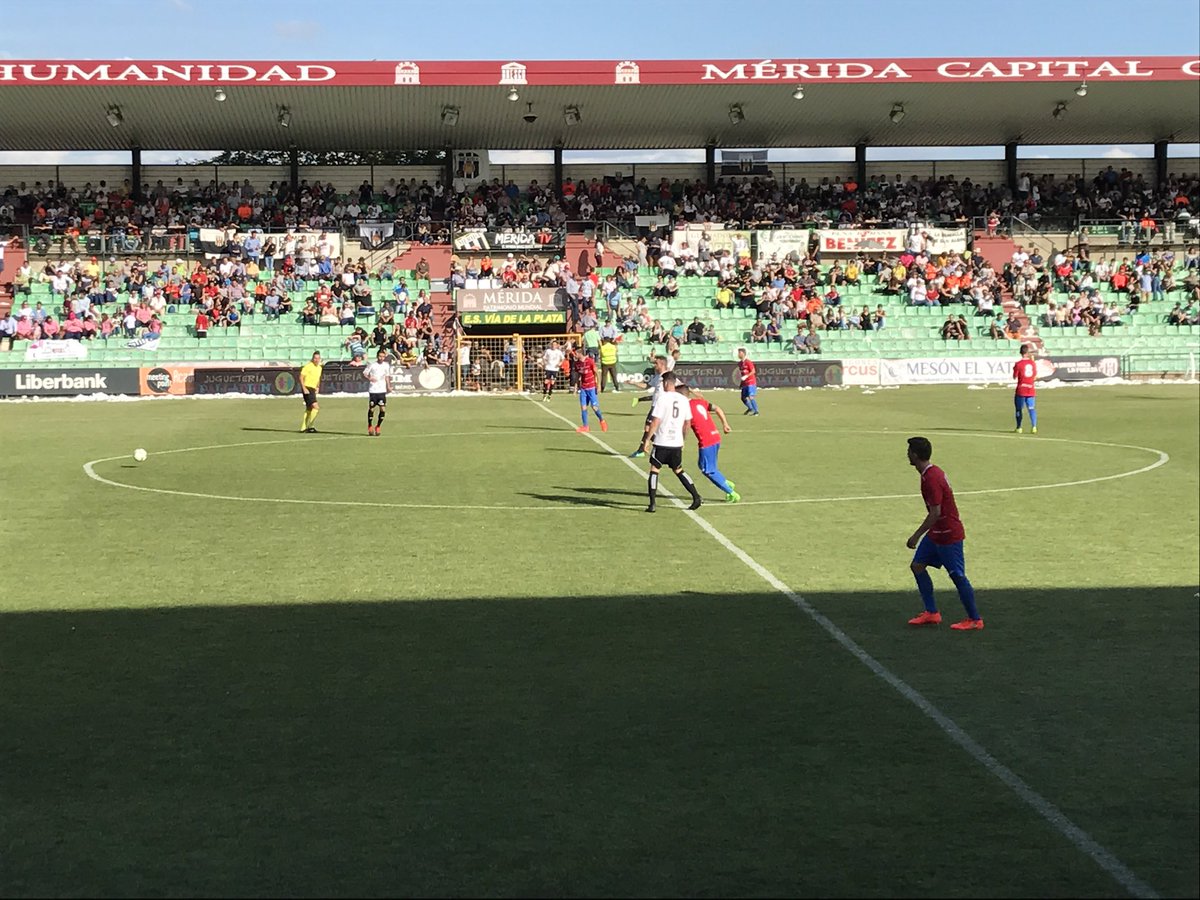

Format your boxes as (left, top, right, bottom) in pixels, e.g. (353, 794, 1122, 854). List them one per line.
(627, 227, 1200, 351)
(0, 246, 449, 353)
(2, 166, 1196, 253)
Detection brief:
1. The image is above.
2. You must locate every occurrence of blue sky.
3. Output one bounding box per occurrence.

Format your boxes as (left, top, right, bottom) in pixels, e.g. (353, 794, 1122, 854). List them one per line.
(1, 0, 1197, 165)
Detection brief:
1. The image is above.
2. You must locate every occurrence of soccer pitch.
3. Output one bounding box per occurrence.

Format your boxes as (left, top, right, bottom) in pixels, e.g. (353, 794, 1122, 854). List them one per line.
(1, 385, 1197, 897)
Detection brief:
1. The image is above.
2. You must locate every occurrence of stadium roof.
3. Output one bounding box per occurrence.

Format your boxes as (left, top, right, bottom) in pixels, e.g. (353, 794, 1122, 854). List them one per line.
(2, 57, 1197, 152)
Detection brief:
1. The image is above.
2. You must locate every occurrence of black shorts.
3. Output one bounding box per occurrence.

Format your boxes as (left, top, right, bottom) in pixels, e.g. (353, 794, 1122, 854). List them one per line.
(650, 444, 683, 470)
(545, 369, 561, 382)
(369, 392, 387, 408)
(303, 389, 318, 409)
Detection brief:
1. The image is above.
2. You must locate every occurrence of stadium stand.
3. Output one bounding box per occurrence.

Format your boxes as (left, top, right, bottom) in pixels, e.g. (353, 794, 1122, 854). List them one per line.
(3, 167, 1197, 243)
(1, 164, 1197, 377)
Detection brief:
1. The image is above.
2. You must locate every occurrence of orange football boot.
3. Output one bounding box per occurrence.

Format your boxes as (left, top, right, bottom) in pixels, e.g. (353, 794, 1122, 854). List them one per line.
(950, 618, 985, 631)
(908, 611, 942, 626)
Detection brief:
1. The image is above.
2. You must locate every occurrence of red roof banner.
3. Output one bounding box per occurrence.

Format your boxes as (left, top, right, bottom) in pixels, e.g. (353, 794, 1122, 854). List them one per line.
(0, 57, 1196, 87)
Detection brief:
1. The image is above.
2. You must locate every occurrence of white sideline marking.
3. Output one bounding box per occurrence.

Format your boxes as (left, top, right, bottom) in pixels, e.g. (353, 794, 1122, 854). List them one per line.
(681, 430, 1171, 507)
(529, 397, 1160, 900)
(81, 426, 1169, 517)
(81, 431, 610, 512)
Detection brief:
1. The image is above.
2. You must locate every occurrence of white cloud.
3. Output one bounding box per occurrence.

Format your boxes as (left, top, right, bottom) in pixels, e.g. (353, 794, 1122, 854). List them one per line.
(0, 150, 126, 165)
(1102, 147, 1139, 159)
(492, 149, 746, 165)
(0, 150, 215, 166)
(273, 19, 319, 41)
(0, 50, 14, 60)
(167, 0, 192, 10)
(489, 150, 552, 164)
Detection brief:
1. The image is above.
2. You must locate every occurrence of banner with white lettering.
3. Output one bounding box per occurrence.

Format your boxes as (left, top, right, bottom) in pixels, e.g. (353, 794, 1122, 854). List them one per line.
(0, 367, 141, 396)
(23, 339, 88, 362)
(455, 287, 566, 313)
(0, 58, 1191, 86)
(452, 228, 565, 253)
(816, 229, 907, 254)
(755, 229, 812, 262)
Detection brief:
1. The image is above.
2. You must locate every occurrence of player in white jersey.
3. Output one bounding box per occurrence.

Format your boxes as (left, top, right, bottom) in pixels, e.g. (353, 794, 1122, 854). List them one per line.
(362, 349, 393, 436)
(629, 355, 670, 458)
(540, 340, 565, 401)
(641, 371, 703, 513)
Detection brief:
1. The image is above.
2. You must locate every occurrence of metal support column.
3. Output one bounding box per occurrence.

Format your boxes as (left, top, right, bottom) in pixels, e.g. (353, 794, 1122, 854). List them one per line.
(1153, 139, 1169, 190)
(288, 146, 299, 197)
(553, 141, 564, 198)
(705, 142, 716, 188)
(855, 142, 867, 187)
(1005, 142, 1018, 193)
(130, 146, 142, 201)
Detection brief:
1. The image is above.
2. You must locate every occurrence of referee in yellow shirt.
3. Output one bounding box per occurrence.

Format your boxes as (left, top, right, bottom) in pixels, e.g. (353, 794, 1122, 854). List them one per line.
(299, 351, 324, 432)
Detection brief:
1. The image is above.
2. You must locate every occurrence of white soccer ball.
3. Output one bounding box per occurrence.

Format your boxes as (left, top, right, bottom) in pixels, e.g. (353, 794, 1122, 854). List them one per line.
(133, 448, 148, 462)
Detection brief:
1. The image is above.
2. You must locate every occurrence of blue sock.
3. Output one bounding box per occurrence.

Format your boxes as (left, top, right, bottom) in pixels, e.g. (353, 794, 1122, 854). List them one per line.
(950, 572, 980, 619)
(1028, 404, 1037, 428)
(749, 398, 759, 414)
(1014, 399, 1023, 428)
(704, 468, 732, 493)
(914, 569, 937, 613)
(594, 408, 604, 423)
(581, 407, 589, 426)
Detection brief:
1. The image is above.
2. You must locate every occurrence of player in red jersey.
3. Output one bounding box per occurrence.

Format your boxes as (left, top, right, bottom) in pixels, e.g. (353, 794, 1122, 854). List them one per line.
(677, 385, 739, 502)
(571, 347, 607, 433)
(905, 436, 983, 631)
(737, 347, 760, 416)
(1013, 343, 1038, 434)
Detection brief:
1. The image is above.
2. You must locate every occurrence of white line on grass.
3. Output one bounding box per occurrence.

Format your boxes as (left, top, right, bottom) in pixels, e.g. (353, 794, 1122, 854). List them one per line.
(80, 426, 1169, 517)
(693, 430, 1170, 507)
(81, 431, 620, 512)
(529, 396, 1160, 900)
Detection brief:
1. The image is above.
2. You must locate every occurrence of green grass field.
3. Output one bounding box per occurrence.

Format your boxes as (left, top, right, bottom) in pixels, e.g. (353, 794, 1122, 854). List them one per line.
(1, 385, 1197, 898)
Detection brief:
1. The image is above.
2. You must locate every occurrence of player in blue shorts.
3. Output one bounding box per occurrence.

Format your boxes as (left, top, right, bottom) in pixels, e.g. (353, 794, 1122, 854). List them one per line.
(905, 436, 983, 630)
(677, 385, 740, 502)
(737, 347, 759, 416)
(1013, 343, 1038, 433)
(572, 348, 607, 433)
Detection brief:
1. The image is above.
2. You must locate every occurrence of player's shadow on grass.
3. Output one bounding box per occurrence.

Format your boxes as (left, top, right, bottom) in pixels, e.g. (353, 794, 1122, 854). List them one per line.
(561, 486, 645, 498)
(545, 447, 614, 457)
(240, 426, 362, 436)
(520, 491, 639, 508)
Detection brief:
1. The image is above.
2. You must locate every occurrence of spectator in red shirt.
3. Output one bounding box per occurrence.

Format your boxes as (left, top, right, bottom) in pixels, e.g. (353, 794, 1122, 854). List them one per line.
(195, 310, 209, 338)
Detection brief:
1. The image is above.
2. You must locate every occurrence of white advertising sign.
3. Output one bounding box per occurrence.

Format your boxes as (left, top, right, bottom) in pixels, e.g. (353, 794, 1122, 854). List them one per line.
(879, 356, 1019, 385)
(24, 339, 88, 362)
(755, 229, 812, 262)
(912, 225, 969, 254)
(837, 358, 882, 386)
(816, 229, 906, 253)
